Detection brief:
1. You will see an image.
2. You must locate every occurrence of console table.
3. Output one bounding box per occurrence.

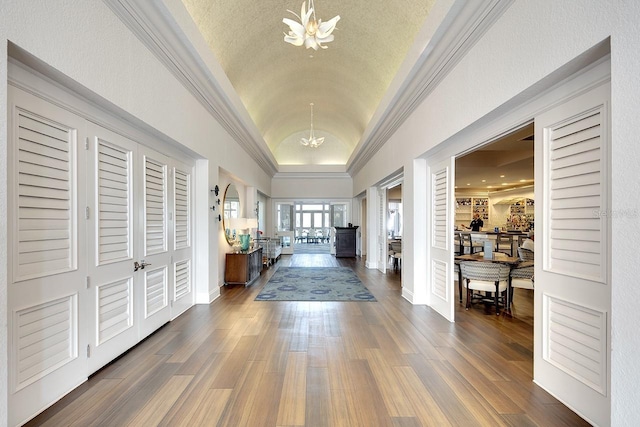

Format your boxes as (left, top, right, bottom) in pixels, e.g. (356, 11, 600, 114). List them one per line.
(225, 247, 263, 286)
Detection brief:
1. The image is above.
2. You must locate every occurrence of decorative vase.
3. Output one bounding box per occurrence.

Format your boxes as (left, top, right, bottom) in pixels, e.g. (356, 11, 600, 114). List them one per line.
(239, 234, 251, 251)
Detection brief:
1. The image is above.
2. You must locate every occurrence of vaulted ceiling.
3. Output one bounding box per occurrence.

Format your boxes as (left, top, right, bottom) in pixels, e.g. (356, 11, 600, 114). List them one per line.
(180, 0, 436, 167)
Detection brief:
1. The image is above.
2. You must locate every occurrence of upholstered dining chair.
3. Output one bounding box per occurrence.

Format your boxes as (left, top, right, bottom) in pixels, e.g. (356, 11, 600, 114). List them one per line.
(517, 246, 534, 262)
(509, 247, 535, 304)
(460, 261, 510, 315)
(390, 240, 402, 271)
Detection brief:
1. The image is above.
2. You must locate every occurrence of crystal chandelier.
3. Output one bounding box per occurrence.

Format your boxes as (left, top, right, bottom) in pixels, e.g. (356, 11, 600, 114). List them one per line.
(300, 103, 324, 148)
(283, 0, 340, 50)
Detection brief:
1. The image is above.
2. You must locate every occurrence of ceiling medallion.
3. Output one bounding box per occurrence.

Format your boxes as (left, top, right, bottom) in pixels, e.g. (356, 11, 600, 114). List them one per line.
(300, 103, 324, 148)
(283, 0, 340, 50)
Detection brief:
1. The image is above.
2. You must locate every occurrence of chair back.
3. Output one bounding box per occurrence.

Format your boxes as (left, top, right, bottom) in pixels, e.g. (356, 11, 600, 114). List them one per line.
(517, 247, 534, 262)
(497, 234, 514, 255)
(460, 261, 510, 282)
(390, 241, 402, 253)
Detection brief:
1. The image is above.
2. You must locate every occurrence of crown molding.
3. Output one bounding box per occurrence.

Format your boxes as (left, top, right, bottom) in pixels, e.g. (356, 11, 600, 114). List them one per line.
(103, 0, 278, 176)
(347, 0, 514, 176)
(272, 172, 352, 180)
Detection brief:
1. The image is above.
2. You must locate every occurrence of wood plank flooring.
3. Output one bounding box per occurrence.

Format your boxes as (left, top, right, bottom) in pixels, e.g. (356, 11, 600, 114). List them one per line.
(25, 254, 588, 426)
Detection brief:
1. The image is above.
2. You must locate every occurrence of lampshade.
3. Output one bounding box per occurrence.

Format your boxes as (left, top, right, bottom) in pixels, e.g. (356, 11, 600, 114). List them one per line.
(229, 217, 257, 233)
(245, 218, 258, 229)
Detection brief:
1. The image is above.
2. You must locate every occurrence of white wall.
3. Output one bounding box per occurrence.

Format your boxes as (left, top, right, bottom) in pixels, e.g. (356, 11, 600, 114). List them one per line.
(352, 1, 640, 424)
(271, 175, 353, 199)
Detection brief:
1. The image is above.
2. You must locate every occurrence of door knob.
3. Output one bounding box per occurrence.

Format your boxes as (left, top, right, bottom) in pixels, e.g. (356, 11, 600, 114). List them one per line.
(134, 261, 152, 271)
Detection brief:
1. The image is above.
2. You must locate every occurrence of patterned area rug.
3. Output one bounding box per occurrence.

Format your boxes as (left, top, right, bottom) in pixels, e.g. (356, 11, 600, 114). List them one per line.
(255, 267, 377, 301)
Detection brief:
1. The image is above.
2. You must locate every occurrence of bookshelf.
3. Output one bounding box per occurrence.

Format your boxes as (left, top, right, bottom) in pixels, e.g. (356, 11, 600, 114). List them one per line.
(455, 197, 489, 226)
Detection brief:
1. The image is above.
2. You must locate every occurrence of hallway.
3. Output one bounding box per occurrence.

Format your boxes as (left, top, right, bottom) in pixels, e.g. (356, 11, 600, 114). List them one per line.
(25, 254, 586, 426)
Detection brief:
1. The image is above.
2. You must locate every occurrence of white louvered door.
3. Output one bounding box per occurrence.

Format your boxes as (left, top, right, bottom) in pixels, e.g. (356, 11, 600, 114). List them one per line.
(86, 124, 139, 374)
(171, 160, 194, 319)
(427, 156, 455, 321)
(7, 86, 89, 427)
(138, 146, 172, 339)
(534, 81, 610, 426)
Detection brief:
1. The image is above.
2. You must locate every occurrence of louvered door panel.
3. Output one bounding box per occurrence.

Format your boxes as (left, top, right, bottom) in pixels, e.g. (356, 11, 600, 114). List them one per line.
(16, 111, 75, 280)
(174, 259, 191, 301)
(547, 109, 605, 282)
(432, 169, 448, 249)
(97, 140, 132, 264)
(97, 278, 133, 345)
(14, 295, 77, 390)
(145, 157, 167, 255)
(174, 168, 190, 249)
(545, 295, 606, 394)
(145, 267, 167, 317)
(431, 260, 447, 300)
(427, 157, 454, 321)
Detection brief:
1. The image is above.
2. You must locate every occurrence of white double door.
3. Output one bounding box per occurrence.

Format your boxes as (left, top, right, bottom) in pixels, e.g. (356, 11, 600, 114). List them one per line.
(8, 85, 194, 425)
(85, 123, 194, 373)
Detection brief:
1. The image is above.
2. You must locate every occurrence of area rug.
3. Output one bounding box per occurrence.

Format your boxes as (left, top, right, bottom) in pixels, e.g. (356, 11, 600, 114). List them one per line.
(255, 267, 377, 301)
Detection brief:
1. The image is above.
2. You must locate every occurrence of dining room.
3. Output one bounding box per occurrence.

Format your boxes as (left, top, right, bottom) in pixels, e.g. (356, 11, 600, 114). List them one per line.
(454, 123, 535, 319)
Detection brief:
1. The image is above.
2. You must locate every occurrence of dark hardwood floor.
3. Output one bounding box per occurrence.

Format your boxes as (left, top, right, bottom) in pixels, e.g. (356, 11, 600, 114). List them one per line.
(25, 254, 587, 426)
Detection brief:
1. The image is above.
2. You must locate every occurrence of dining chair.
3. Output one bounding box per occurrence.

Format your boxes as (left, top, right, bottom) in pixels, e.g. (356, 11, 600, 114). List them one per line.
(517, 234, 528, 248)
(460, 233, 483, 254)
(460, 261, 510, 315)
(390, 240, 402, 271)
(496, 234, 514, 256)
(517, 246, 534, 262)
(454, 232, 462, 255)
(509, 246, 534, 304)
(454, 260, 462, 302)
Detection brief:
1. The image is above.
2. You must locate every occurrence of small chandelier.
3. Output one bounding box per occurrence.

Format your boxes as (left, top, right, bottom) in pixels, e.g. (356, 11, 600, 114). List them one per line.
(283, 0, 340, 50)
(300, 103, 324, 148)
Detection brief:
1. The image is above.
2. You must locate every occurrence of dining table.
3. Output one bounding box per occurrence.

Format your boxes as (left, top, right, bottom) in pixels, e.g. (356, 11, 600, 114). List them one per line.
(455, 252, 521, 316)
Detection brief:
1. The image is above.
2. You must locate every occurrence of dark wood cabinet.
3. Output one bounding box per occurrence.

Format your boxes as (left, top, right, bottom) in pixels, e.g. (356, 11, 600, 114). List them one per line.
(334, 226, 358, 258)
(225, 247, 263, 286)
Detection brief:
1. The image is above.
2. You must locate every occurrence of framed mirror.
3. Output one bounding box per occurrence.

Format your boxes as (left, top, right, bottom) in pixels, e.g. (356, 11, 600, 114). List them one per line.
(223, 184, 240, 245)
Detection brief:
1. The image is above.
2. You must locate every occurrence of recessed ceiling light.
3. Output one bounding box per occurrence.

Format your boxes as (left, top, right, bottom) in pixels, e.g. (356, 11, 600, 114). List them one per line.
(482, 179, 486, 183)
(500, 175, 505, 178)
(466, 183, 471, 186)
(502, 183, 508, 186)
(487, 185, 493, 188)
(519, 179, 526, 182)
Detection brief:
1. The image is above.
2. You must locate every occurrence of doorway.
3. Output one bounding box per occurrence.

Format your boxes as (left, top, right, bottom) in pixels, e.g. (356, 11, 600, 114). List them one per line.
(454, 123, 534, 320)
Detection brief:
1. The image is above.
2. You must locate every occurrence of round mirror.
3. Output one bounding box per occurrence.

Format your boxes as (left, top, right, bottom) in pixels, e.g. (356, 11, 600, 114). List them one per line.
(223, 184, 240, 245)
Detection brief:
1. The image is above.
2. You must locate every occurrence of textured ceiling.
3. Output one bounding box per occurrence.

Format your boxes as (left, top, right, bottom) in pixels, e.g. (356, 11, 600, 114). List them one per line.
(181, 0, 435, 166)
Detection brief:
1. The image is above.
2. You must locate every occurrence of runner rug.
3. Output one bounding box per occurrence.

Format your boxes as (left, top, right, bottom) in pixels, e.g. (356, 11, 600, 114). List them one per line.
(255, 267, 377, 301)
